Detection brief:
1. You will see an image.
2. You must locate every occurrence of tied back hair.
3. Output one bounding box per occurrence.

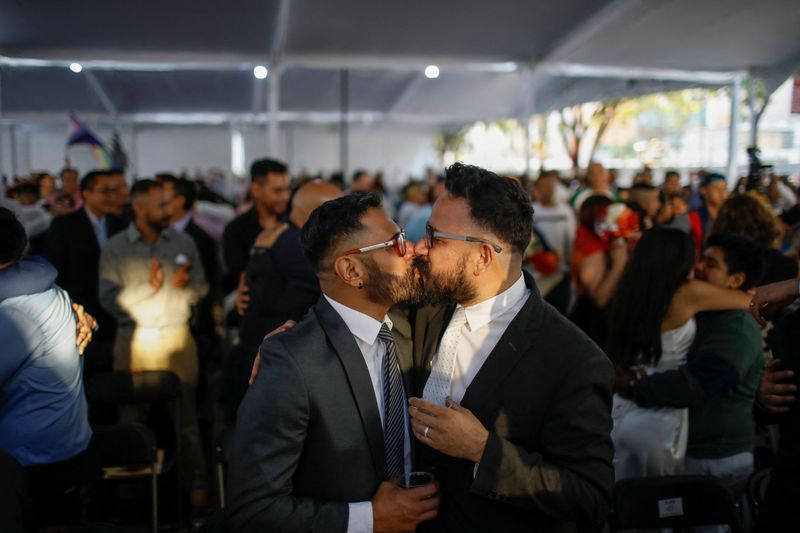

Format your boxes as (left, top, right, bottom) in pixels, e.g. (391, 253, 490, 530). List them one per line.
(607, 227, 695, 368)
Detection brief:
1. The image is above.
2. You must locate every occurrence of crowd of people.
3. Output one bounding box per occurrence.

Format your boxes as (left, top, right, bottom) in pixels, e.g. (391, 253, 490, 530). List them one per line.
(0, 156, 799, 532)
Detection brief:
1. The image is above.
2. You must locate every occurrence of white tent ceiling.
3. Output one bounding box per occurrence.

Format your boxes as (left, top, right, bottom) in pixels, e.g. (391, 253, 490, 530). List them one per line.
(1, 0, 799, 126)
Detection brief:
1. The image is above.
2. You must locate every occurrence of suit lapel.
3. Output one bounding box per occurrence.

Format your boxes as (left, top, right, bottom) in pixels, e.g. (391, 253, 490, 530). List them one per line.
(315, 298, 387, 479)
(459, 272, 544, 420)
(77, 209, 101, 255)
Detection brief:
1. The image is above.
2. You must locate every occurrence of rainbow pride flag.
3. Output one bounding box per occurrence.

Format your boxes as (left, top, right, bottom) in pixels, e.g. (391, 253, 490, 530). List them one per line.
(67, 113, 111, 168)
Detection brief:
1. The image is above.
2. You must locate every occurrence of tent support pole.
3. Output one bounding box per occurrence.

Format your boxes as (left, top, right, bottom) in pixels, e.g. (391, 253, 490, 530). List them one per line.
(748, 76, 758, 148)
(0, 70, 4, 177)
(10, 124, 17, 178)
(726, 76, 742, 188)
(340, 69, 349, 180)
(268, 64, 281, 157)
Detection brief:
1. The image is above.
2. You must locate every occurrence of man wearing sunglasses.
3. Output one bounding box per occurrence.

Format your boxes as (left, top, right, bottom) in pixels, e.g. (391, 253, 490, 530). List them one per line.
(407, 163, 614, 532)
(227, 192, 439, 533)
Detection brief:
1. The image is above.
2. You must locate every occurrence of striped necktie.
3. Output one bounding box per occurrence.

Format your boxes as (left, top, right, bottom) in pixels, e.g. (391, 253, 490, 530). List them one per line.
(378, 323, 405, 478)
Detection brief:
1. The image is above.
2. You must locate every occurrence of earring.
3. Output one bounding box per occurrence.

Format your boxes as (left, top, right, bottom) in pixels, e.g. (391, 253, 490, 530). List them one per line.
(358, 281, 364, 289)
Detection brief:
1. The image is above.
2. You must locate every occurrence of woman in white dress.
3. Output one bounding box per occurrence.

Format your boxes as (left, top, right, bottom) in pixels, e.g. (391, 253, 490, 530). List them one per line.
(607, 227, 752, 480)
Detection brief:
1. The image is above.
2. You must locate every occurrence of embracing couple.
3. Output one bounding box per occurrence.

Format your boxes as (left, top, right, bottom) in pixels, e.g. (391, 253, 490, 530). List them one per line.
(226, 163, 614, 533)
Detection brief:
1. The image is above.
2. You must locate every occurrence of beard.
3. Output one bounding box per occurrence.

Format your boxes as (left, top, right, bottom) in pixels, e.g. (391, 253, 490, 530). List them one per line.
(412, 254, 477, 306)
(361, 256, 424, 307)
(147, 213, 170, 232)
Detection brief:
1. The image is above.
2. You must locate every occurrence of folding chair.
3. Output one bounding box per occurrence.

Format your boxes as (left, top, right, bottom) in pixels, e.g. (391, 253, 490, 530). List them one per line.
(611, 475, 743, 533)
(87, 424, 159, 533)
(214, 426, 235, 509)
(86, 370, 183, 526)
(747, 467, 771, 524)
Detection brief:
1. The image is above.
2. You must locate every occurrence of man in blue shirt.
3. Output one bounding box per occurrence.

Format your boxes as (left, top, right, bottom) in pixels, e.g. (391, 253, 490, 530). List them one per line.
(0, 207, 92, 527)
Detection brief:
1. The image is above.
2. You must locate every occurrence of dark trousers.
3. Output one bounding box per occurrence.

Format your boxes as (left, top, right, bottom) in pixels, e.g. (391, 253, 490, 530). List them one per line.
(24, 450, 90, 528)
(0, 451, 29, 530)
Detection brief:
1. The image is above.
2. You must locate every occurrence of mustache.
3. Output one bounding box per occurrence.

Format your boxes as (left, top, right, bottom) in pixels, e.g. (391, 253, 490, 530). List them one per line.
(412, 256, 430, 276)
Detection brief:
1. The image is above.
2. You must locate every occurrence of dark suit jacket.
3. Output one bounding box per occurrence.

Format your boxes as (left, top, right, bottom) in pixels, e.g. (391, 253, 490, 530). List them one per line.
(221, 208, 263, 293)
(184, 219, 220, 336)
(185, 219, 219, 295)
(227, 297, 414, 532)
(413, 271, 614, 532)
(41, 208, 125, 339)
(239, 222, 320, 349)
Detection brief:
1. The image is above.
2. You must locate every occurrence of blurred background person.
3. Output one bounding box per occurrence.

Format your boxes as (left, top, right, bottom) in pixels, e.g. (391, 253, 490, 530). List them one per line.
(99, 179, 209, 508)
(608, 227, 752, 480)
(688, 173, 729, 249)
(710, 193, 798, 284)
(43, 170, 125, 377)
(569, 195, 630, 348)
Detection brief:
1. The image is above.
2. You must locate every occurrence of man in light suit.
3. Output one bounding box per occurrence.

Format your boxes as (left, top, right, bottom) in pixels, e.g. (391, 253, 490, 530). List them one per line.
(227, 192, 439, 532)
(407, 163, 614, 532)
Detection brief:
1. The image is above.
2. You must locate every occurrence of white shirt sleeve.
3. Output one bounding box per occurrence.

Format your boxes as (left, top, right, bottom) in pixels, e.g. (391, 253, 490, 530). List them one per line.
(347, 501, 374, 533)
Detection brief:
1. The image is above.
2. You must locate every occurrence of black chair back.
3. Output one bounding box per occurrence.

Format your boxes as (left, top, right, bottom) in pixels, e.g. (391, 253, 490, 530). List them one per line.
(88, 424, 157, 468)
(612, 475, 742, 533)
(86, 370, 181, 404)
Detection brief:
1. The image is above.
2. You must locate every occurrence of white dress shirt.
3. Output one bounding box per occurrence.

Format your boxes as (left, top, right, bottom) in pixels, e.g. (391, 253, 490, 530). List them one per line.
(324, 295, 412, 533)
(447, 273, 530, 404)
(84, 206, 108, 247)
(172, 212, 192, 232)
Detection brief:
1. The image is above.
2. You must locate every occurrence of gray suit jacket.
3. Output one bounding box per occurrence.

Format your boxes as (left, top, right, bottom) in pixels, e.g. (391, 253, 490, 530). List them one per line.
(414, 271, 614, 532)
(226, 297, 414, 532)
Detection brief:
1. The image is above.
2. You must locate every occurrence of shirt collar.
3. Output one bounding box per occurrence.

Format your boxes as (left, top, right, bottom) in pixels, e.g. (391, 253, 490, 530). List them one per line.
(84, 206, 104, 226)
(324, 294, 393, 345)
(172, 212, 192, 232)
(459, 273, 527, 332)
(126, 223, 173, 244)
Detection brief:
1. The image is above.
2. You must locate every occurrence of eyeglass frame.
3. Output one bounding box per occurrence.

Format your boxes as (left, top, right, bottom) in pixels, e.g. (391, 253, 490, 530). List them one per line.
(342, 229, 407, 257)
(425, 222, 503, 253)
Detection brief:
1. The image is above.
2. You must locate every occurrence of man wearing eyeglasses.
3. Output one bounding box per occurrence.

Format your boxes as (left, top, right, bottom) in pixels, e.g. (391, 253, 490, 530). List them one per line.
(407, 163, 614, 532)
(42, 170, 126, 377)
(227, 192, 440, 533)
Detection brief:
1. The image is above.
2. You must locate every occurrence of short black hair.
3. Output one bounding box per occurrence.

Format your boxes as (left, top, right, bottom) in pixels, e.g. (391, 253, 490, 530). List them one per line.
(60, 167, 78, 177)
(443, 162, 533, 255)
(171, 178, 197, 210)
(13, 182, 40, 199)
(157, 174, 196, 209)
(250, 158, 288, 183)
(702, 173, 727, 188)
(628, 183, 658, 192)
(80, 170, 108, 192)
(301, 192, 382, 273)
(0, 207, 27, 265)
(130, 179, 163, 201)
(705, 233, 765, 290)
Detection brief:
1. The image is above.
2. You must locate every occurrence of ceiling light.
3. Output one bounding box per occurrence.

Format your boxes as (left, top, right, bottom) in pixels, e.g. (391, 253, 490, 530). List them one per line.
(253, 65, 268, 79)
(424, 65, 440, 79)
(69, 62, 83, 73)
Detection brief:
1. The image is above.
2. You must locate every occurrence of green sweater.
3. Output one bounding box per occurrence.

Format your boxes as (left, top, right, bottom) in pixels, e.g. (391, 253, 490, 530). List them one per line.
(631, 310, 764, 459)
(687, 311, 763, 458)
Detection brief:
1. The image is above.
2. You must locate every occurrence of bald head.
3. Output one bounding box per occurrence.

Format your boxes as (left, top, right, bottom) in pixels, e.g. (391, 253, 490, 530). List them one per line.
(290, 181, 343, 228)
